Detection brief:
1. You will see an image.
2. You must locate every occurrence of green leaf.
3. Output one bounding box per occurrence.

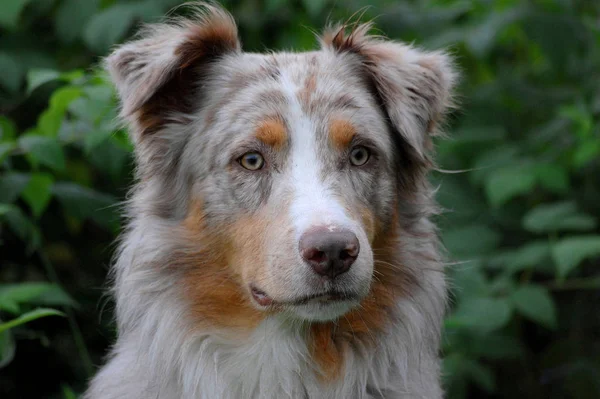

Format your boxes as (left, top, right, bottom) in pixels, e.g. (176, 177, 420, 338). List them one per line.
(0, 142, 16, 163)
(506, 241, 552, 273)
(573, 140, 600, 168)
(26, 69, 61, 94)
(523, 201, 597, 233)
(1, 206, 41, 250)
(0, 308, 65, 334)
(485, 165, 536, 207)
(448, 297, 513, 333)
(443, 225, 501, 256)
(84, 129, 113, 153)
(61, 385, 78, 399)
(0, 329, 16, 368)
(0, 172, 30, 203)
(467, 334, 523, 360)
(55, 0, 100, 43)
(0, 0, 32, 29)
(511, 285, 557, 329)
(534, 164, 569, 194)
(0, 204, 15, 217)
(19, 135, 66, 171)
(552, 236, 600, 279)
(466, 7, 524, 58)
(52, 182, 117, 227)
(21, 173, 54, 218)
(302, 0, 327, 17)
(0, 116, 17, 140)
(83, 5, 137, 53)
(0, 283, 77, 313)
(0, 52, 23, 92)
(38, 86, 84, 136)
(464, 359, 496, 393)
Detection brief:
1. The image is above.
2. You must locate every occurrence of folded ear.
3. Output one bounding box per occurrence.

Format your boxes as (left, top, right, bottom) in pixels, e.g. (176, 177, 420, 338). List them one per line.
(321, 24, 458, 163)
(105, 5, 240, 144)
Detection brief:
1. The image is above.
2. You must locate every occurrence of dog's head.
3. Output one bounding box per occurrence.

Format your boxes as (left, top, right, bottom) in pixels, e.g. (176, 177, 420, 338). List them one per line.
(107, 5, 456, 323)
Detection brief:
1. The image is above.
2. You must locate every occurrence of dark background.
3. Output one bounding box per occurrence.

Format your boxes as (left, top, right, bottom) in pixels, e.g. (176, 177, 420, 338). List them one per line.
(1, 0, 599, 398)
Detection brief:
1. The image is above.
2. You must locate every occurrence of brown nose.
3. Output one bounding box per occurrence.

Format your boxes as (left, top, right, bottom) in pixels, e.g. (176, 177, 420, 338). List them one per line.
(299, 227, 360, 279)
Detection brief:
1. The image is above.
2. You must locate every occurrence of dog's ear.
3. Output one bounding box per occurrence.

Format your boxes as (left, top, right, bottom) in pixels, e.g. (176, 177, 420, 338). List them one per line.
(105, 5, 240, 145)
(321, 24, 457, 163)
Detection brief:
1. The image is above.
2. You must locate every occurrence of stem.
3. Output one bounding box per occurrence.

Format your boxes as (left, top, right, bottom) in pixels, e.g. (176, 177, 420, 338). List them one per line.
(38, 251, 94, 378)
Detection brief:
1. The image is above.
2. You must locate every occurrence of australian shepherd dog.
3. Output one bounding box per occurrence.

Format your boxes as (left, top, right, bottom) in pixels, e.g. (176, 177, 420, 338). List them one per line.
(85, 3, 457, 398)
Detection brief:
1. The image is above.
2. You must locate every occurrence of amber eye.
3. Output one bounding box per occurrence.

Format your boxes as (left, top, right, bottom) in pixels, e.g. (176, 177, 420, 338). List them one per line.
(349, 146, 370, 166)
(238, 152, 265, 170)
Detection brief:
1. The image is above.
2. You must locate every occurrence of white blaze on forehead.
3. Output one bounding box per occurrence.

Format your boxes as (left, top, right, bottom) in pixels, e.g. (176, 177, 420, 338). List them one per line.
(278, 69, 352, 237)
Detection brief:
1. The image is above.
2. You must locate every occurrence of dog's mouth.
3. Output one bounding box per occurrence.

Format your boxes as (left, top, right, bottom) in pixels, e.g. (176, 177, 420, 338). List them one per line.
(250, 285, 358, 308)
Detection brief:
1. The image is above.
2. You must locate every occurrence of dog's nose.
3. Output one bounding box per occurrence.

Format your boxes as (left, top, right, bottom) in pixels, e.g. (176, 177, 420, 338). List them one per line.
(299, 227, 360, 278)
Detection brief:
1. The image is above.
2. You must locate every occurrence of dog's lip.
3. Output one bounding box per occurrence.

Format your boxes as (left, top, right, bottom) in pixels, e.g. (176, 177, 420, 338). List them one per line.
(250, 285, 357, 307)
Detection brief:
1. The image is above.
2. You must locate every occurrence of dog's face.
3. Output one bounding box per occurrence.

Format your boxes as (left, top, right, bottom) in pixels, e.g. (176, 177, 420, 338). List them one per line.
(107, 6, 455, 323)
(191, 52, 395, 321)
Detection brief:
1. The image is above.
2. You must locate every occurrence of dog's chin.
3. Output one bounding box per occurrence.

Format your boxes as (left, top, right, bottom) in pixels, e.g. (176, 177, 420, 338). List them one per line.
(250, 284, 367, 322)
(284, 298, 361, 322)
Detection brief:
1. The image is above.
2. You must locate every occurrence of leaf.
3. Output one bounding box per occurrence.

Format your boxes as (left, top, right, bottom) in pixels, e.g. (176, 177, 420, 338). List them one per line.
(84, 129, 113, 153)
(1, 203, 41, 251)
(511, 285, 557, 329)
(61, 385, 78, 399)
(0, 116, 17, 140)
(443, 225, 501, 256)
(38, 86, 84, 137)
(448, 297, 513, 333)
(82, 5, 137, 53)
(0, 283, 77, 313)
(26, 69, 61, 94)
(0, 142, 16, 163)
(52, 182, 117, 228)
(468, 334, 523, 360)
(18, 135, 66, 171)
(485, 165, 537, 207)
(0, 52, 23, 92)
(0, 329, 16, 368)
(573, 140, 600, 168)
(552, 236, 600, 279)
(463, 359, 496, 393)
(534, 164, 569, 194)
(55, 0, 100, 43)
(0, 308, 65, 334)
(302, 0, 327, 17)
(0, 0, 32, 29)
(507, 241, 552, 273)
(466, 7, 525, 58)
(523, 201, 597, 233)
(0, 172, 30, 203)
(21, 173, 54, 218)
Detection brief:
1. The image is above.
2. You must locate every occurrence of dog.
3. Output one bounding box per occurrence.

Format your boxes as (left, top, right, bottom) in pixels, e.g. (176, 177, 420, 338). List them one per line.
(85, 3, 457, 398)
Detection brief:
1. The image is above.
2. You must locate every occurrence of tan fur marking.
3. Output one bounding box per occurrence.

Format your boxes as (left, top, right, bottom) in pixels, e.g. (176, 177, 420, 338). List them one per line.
(329, 119, 356, 149)
(308, 323, 343, 382)
(180, 200, 264, 332)
(255, 118, 287, 149)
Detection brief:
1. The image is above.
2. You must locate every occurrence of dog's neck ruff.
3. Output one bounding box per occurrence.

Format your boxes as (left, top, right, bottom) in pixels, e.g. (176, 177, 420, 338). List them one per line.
(86, 215, 446, 399)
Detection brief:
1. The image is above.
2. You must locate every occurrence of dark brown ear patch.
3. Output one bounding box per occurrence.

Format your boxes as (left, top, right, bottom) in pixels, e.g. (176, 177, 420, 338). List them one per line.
(176, 10, 240, 70)
(320, 23, 457, 163)
(138, 9, 240, 136)
(106, 5, 240, 138)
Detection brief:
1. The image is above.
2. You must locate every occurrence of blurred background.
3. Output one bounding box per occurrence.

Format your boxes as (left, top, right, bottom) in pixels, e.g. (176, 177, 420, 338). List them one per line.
(0, 0, 599, 398)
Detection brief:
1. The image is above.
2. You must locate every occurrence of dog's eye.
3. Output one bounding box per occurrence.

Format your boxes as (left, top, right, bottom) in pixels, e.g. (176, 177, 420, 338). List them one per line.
(238, 152, 265, 170)
(349, 146, 370, 166)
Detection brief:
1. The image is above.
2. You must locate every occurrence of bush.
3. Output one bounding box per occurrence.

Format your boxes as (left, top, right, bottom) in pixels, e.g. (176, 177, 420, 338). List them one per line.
(1, 0, 599, 398)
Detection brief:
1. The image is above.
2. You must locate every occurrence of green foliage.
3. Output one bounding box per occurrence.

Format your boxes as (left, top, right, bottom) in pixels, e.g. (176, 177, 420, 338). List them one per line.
(0, 0, 599, 398)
